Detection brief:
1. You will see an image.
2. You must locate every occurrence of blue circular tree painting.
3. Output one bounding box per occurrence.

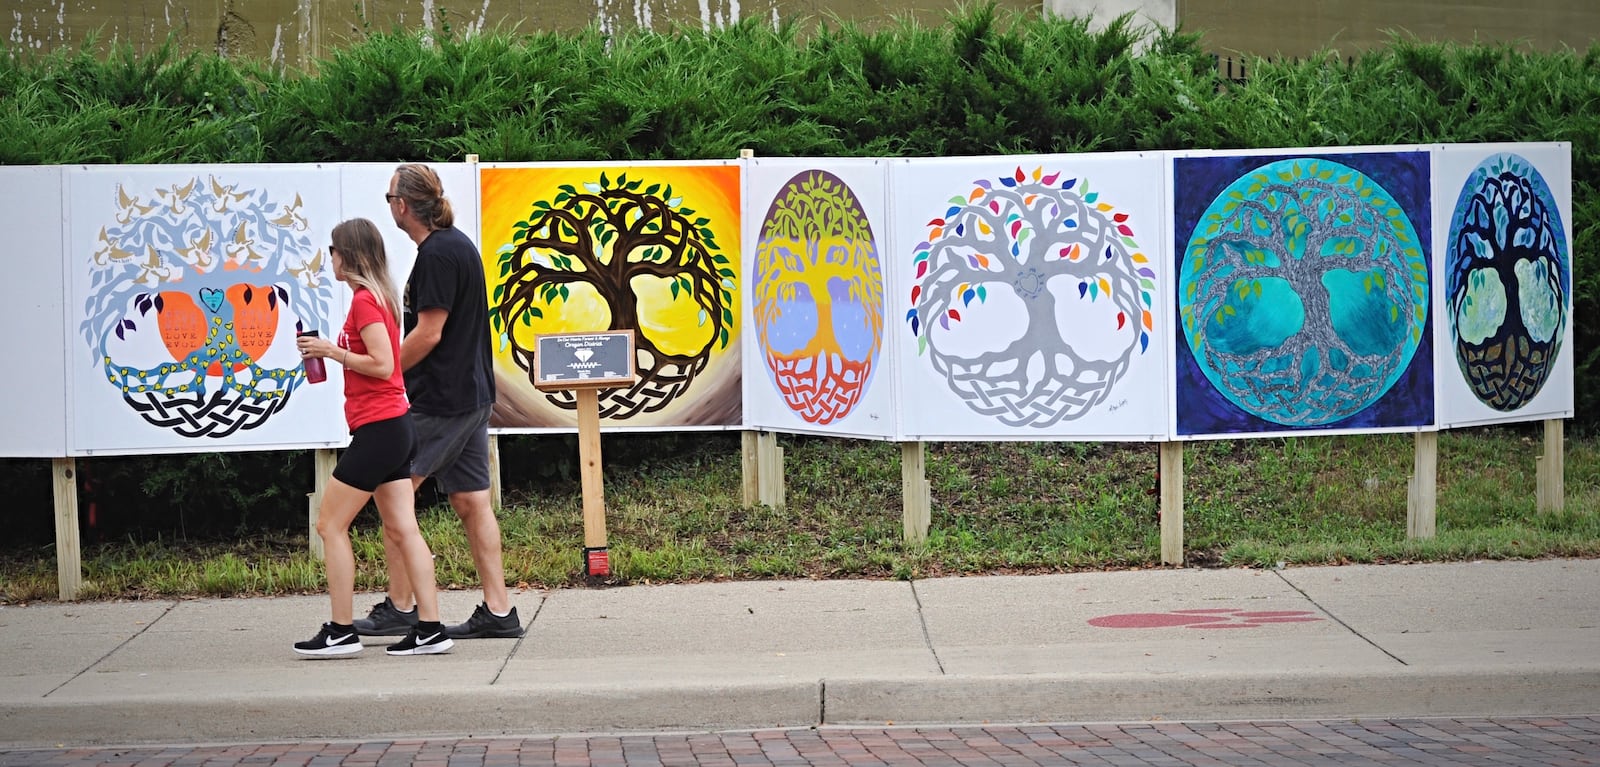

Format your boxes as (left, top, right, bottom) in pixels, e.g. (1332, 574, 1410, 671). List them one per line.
(1177, 156, 1430, 429)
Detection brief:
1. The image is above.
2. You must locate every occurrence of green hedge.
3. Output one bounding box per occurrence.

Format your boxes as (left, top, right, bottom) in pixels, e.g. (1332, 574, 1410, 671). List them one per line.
(1, 5, 1593, 542)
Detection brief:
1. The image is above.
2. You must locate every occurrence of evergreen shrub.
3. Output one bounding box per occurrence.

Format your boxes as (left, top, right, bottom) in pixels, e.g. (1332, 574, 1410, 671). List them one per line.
(0, 5, 1593, 545)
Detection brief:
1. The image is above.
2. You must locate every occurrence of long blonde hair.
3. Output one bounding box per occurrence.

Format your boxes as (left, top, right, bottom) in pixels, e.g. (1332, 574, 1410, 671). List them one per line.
(330, 218, 400, 323)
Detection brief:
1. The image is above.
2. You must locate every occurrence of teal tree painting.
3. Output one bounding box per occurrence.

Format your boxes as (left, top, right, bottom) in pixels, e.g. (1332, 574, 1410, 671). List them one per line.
(1173, 152, 1433, 435)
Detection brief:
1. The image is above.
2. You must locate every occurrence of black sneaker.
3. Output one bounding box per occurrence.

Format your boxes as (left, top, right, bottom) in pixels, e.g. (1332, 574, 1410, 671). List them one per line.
(353, 597, 418, 637)
(445, 603, 524, 639)
(386, 625, 454, 656)
(293, 622, 362, 657)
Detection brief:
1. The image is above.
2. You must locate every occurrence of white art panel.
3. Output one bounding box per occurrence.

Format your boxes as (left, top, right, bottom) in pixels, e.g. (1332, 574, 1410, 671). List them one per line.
(0, 167, 70, 457)
(338, 162, 481, 318)
(66, 165, 349, 455)
(888, 153, 1170, 441)
(742, 158, 897, 439)
(1169, 145, 1437, 440)
(1433, 143, 1575, 428)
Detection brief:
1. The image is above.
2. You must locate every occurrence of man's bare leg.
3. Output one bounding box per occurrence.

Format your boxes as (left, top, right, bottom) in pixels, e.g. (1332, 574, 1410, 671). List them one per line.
(450, 487, 509, 614)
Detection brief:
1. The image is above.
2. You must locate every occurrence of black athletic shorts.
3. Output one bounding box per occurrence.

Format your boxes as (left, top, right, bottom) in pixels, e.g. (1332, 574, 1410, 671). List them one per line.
(333, 413, 417, 493)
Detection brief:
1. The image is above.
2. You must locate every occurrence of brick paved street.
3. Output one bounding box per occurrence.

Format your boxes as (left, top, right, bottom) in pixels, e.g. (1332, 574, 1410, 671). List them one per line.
(3, 717, 1598, 767)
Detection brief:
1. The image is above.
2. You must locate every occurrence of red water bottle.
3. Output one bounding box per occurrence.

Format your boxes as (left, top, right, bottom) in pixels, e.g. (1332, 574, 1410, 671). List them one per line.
(299, 330, 327, 384)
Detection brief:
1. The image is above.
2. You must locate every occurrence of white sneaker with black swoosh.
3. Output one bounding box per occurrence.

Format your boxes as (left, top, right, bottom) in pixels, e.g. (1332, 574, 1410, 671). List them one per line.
(387, 625, 454, 655)
(294, 622, 363, 657)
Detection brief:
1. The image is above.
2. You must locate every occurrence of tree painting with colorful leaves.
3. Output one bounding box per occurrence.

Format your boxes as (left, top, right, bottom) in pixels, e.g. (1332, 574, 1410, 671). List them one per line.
(905, 166, 1155, 427)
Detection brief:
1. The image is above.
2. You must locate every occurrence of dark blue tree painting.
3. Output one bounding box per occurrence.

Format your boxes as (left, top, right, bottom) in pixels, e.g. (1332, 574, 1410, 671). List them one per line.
(1173, 151, 1434, 436)
(1445, 152, 1569, 412)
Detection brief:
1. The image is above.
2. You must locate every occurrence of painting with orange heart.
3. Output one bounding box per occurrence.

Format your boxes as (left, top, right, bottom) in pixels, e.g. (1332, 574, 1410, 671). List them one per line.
(70, 166, 347, 453)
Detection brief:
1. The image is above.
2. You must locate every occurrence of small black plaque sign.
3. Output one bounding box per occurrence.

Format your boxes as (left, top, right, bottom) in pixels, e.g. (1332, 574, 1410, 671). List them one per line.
(533, 330, 636, 390)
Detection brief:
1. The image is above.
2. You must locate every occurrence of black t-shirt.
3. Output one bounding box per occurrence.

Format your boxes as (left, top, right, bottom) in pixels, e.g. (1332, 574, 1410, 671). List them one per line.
(402, 226, 495, 416)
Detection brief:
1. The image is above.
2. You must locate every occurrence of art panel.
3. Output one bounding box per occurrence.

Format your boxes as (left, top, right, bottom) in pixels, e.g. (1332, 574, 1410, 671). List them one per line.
(1171, 148, 1434, 438)
(67, 165, 348, 455)
(1433, 143, 1574, 428)
(338, 162, 481, 327)
(0, 167, 70, 457)
(743, 158, 896, 439)
(480, 162, 743, 430)
(888, 153, 1170, 441)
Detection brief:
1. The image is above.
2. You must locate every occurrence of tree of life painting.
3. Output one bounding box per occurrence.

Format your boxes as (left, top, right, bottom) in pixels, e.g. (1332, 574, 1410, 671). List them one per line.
(1445, 152, 1570, 412)
(79, 175, 336, 438)
(753, 170, 882, 425)
(904, 166, 1156, 428)
(489, 167, 739, 423)
(1177, 155, 1430, 431)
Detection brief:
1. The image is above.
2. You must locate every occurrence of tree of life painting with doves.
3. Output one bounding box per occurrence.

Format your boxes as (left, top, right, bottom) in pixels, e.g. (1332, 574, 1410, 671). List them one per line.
(905, 166, 1156, 428)
(79, 176, 336, 438)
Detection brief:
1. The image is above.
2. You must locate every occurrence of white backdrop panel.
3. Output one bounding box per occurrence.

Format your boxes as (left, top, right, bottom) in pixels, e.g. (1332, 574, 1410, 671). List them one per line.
(743, 158, 897, 439)
(1432, 143, 1575, 428)
(888, 153, 1170, 441)
(0, 167, 70, 457)
(338, 162, 481, 327)
(66, 165, 348, 455)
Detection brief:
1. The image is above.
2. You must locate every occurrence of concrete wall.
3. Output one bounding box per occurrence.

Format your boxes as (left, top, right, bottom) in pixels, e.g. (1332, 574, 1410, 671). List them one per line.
(4, 0, 1593, 67)
(0, 0, 1040, 67)
(1180, 0, 1600, 58)
(1046, 0, 1175, 36)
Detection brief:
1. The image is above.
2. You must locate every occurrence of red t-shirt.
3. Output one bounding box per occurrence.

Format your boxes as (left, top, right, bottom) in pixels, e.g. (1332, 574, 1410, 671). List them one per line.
(341, 287, 408, 431)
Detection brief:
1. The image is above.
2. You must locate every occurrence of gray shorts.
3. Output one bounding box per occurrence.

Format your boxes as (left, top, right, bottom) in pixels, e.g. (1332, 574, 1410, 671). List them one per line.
(411, 404, 492, 495)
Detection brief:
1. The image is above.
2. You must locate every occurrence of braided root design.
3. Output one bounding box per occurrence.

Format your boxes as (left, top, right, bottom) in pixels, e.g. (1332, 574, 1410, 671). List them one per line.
(123, 387, 294, 438)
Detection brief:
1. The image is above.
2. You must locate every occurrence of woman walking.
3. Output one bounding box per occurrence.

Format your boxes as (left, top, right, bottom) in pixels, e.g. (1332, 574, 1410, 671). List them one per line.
(293, 218, 452, 657)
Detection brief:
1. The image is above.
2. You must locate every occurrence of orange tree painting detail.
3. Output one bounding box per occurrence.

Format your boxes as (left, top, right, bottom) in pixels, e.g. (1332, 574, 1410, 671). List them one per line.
(485, 165, 742, 425)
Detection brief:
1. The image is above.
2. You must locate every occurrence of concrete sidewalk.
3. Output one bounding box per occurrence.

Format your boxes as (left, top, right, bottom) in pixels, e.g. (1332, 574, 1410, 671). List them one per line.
(2, 559, 1597, 748)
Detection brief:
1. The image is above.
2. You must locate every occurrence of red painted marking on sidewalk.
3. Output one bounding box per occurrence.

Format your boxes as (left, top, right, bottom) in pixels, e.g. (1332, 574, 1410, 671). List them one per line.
(1089, 608, 1324, 629)
(1087, 613, 1231, 628)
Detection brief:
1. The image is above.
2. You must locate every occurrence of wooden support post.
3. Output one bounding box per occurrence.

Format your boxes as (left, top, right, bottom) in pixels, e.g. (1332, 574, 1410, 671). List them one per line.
(52, 458, 82, 601)
(1408, 431, 1438, 539)
(576, 387, 610, 575)
(901, 442, 931, 543)
(532, 329, 633, 578)
(487, 434, 503, 510)
(1536, 418, 1565, 513)
(741, 430, 783, 509)
(741, 431, 759, 507)
(735, 149, 763, 512)
(308, 448, 336, 561)
(756, 430, 785, 510)
(1159, 442, 1184, 566)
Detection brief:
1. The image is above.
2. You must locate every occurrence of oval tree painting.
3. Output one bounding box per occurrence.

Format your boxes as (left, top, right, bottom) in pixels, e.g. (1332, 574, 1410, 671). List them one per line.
(1444, 152, 1570, 412)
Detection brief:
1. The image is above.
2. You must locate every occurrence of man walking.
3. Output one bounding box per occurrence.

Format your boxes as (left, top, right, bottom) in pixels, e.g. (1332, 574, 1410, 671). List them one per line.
(355, 163, 523, 640)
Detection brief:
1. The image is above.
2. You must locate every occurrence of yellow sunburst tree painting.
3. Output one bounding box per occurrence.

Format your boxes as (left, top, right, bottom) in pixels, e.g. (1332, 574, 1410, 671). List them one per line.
(481, 163, 742, 428)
